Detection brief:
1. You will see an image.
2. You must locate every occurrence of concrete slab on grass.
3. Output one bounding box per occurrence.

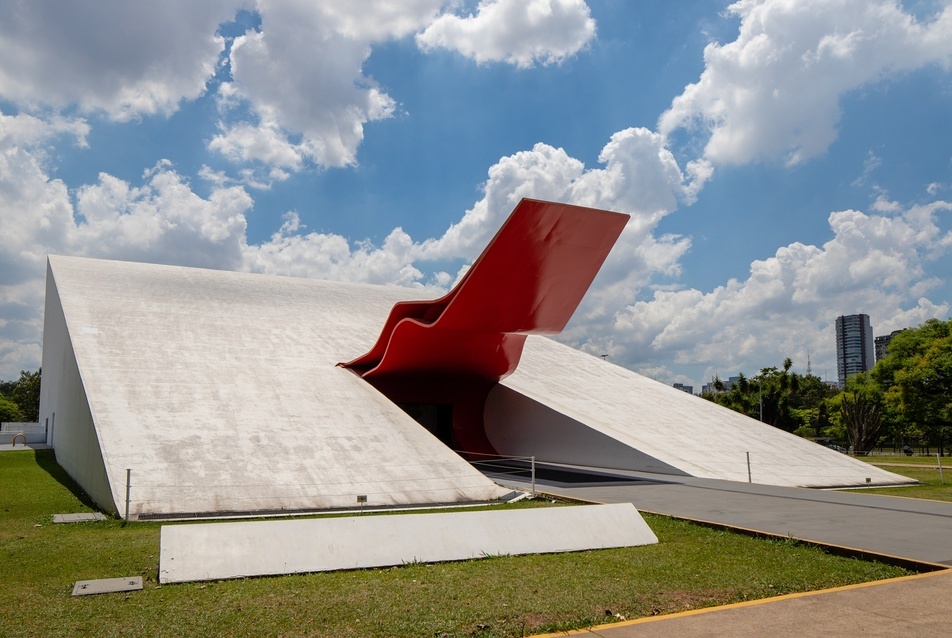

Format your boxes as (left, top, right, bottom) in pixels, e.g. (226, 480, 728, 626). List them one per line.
(159, 503, 657, 584)
(53, 513, 107, 523)
(71, 576, 142, 596)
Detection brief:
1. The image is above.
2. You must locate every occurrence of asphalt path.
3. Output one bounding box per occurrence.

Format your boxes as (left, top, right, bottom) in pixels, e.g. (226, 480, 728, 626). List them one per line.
(489, 463, 952, 565)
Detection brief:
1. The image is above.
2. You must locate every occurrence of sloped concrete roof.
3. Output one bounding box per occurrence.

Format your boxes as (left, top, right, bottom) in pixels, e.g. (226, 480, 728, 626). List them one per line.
(44, 255, 508, 518)
(500, 337, 911, 488)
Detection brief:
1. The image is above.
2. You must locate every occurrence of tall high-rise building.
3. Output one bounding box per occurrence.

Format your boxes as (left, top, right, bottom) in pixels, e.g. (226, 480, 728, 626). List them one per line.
(835, 314, 874, 387)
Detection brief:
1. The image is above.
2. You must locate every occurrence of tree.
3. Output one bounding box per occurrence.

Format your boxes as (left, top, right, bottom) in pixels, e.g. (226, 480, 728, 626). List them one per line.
(701, 359, 835, 434)
(720, 372, 758, 418)
(755, 361, 801, 432)
(832, 373, 885, 454)
(0, 396, 23, 422)
(872, 319, 952, 454)
(0, 379, 16, 397)
(10, 369, 41, 423)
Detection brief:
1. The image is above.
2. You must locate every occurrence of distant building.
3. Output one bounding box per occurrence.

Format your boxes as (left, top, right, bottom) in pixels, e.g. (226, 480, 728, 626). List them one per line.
(703, 377, 739, 394)
(673, 383, 694, 395)
(835, 314, 875, 388)
(875, 329, 905, 362)
(700, 376, 744, 394)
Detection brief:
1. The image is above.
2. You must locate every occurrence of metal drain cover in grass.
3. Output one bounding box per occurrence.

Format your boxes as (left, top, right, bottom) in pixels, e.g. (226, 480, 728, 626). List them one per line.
(71, 576, 143, 596)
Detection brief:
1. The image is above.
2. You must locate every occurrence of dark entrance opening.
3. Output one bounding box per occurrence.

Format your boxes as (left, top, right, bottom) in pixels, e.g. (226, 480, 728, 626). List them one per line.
(398, 403, 454, 448)
(363, 374, 498, 457)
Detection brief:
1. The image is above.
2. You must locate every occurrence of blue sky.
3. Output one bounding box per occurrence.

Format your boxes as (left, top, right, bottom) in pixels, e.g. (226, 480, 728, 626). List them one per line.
(2, 0, 951, 388)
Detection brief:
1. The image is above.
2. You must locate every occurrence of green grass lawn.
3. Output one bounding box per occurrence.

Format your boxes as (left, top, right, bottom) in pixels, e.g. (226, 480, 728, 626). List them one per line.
(850, 456, 952, 502)
(1, 450, 913, 637)
(861, 453, 949, 466)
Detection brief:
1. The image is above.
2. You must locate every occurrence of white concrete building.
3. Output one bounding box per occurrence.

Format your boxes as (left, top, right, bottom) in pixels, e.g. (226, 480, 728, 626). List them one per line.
(40, 255, 912, 519)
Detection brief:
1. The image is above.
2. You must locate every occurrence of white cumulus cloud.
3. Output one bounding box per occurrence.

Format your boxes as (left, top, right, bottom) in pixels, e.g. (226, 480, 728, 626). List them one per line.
(0, 1, 236, 121)
(417, 0, 596, 68)
(216, 0, 424, 170)
(659, 0, 952, 165)
(605, 200, 952, 383)
(0, 1, 601, 180)
(215, 0, 597, 175)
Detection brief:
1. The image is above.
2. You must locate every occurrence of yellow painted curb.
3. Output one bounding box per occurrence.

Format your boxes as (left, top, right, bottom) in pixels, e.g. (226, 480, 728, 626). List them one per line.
(530, 570, 951, 637)
(527, 488, 950, 638)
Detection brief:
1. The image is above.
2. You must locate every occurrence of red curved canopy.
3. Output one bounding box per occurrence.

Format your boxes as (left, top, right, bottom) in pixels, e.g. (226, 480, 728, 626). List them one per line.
(342, 198, 629, 382)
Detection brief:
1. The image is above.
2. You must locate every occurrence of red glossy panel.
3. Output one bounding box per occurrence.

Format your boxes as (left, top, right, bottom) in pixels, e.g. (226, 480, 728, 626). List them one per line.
(439, 199, 629, 334)
(342, 198, 629, 382)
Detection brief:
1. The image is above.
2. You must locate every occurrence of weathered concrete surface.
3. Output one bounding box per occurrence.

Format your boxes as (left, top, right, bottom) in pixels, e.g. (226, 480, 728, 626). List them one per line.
(496, 339, 912, 488)
(53, 512, 107, 523)
(158, 503, 657, 583)
(41, 256, 509, 518)
(71, 576, 143, 596)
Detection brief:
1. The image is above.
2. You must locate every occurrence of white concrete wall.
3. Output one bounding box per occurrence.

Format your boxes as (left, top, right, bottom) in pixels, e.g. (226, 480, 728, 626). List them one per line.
(39, 264, 115, 512)
(0, 423, 45, 444)
(43, 256, 508, 518)
(504, 337, 912, 488)
(485, 385, 687, 475)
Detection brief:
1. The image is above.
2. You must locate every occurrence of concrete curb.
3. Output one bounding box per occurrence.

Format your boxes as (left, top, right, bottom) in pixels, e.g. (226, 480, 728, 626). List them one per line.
(530, 569, 952, 637)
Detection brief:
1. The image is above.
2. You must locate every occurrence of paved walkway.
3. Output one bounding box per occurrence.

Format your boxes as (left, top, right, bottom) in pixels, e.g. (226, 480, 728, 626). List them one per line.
(536, 570, 952, 637)
(488, 465, 952, 637)
(497, 465, 952, 564)
(0, 443, 50, 452)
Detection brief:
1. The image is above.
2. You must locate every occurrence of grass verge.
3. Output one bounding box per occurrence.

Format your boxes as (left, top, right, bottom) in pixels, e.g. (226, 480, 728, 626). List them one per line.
(2, 450, 913, 637)
(859, 453, 948, 466)
(850, 457, 952, 502)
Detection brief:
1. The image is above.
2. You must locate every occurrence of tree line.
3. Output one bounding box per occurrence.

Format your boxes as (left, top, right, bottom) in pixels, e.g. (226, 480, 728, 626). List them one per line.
(701, 318, 952, 454)
(0, 369, 40, 423)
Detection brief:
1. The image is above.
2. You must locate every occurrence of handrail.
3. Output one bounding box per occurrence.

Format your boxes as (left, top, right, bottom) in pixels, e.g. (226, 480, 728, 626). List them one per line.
(456, 450, 537, 496)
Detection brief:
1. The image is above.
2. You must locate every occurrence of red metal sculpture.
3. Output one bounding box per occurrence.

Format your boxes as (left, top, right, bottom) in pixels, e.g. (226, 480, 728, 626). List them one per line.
(341, 198, 629, 453)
